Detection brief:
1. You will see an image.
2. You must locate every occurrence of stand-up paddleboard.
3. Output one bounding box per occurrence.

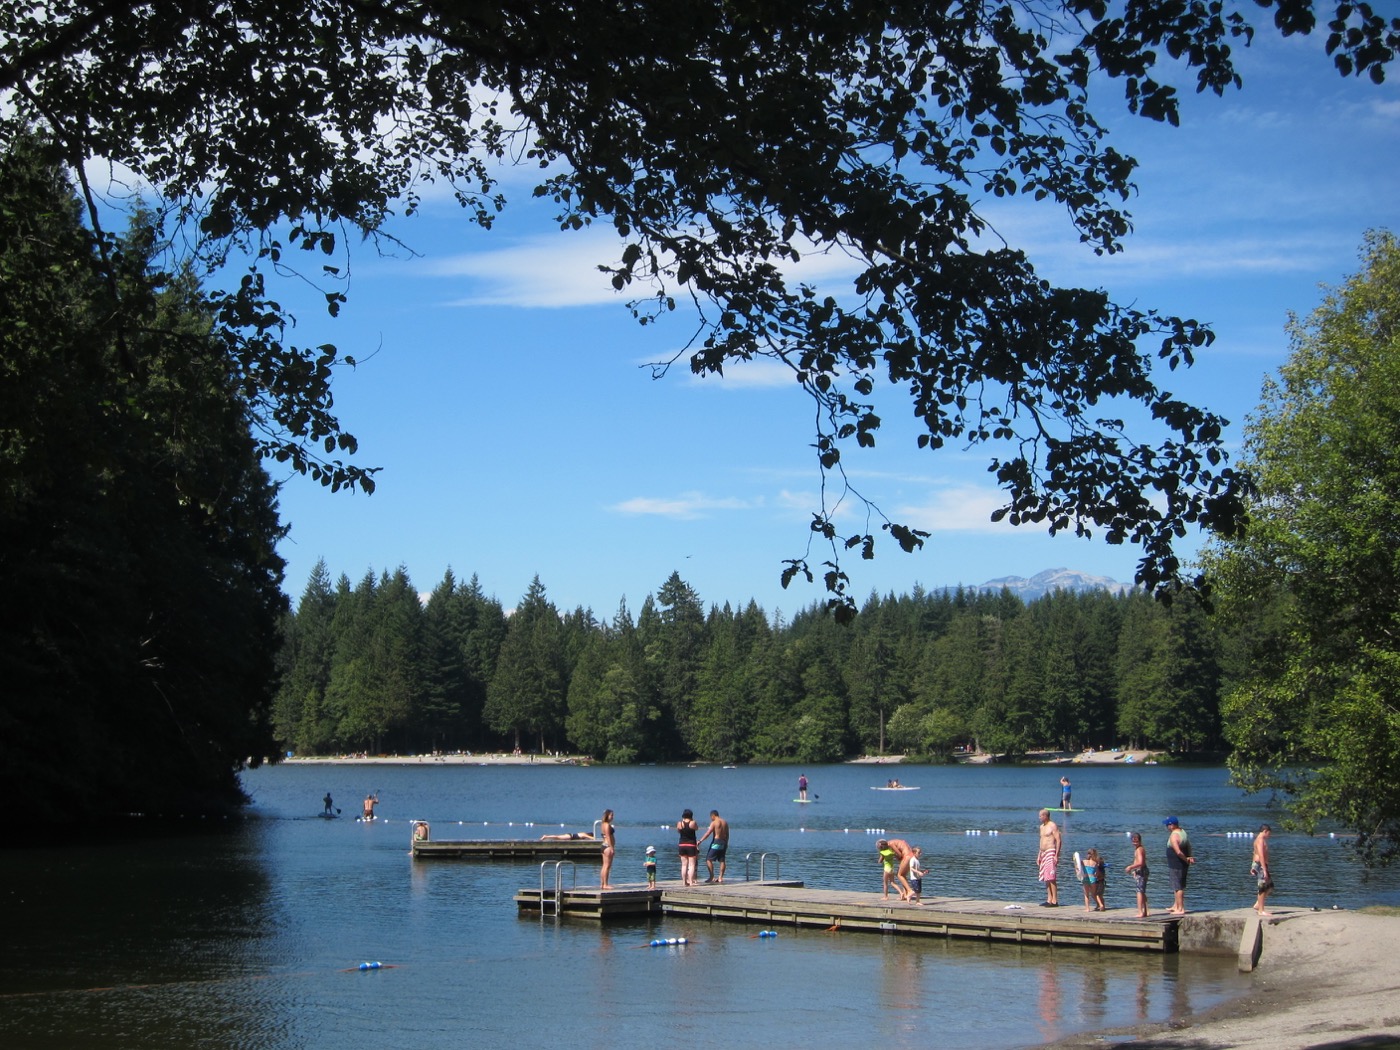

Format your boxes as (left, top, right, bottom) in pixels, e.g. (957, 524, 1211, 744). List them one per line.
(1047, 807, 1081, 812)
(871, 786, 920, 791)
(1073, 850, 1084, 881)
(792, 798, 815, 803)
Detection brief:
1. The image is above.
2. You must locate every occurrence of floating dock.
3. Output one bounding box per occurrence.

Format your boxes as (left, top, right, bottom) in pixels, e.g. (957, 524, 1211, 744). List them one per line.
(516, 880, 1180, 952)
(514, 879, 805, 920)
(417, 838, 605, 859)
(661, 883, 1177, 952)
(410, 821, 603, 860)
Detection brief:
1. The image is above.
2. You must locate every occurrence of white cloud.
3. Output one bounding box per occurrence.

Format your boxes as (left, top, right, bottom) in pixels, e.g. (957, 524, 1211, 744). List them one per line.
(610, 492, 757, 519)
(893, 484, 1015, 534)
(425, 223, 868, 310)
(684, 359, 795, 389)
(431, 230, 626, 308)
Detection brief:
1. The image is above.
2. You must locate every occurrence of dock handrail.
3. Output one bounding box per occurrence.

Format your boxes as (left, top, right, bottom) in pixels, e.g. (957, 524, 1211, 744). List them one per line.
(539, 860, 577, 919)
(744, 851, 781, 882)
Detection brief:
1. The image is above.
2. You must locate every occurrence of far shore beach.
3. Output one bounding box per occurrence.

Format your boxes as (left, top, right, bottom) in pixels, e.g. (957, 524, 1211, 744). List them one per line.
(280, 747, 1163, 767)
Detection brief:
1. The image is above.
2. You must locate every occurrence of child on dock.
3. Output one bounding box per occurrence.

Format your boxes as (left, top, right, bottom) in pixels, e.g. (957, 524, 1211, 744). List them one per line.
(908, 847, 926, 905)
(1081, 848, 1101, 911)
(644, 845, 657, 887)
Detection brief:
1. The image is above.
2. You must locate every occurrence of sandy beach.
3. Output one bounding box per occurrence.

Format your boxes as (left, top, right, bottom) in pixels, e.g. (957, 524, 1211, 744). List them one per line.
(1049, 908, 1400, 1049)
(282, 752, 589, 765)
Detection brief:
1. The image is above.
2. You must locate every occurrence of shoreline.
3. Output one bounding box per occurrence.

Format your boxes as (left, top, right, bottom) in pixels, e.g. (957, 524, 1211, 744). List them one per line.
(277, 749, 1165, 767)
(1049, 908, 1400, 1049)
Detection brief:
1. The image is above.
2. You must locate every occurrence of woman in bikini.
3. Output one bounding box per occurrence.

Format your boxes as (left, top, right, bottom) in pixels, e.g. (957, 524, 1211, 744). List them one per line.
(676, 808, 700, 886)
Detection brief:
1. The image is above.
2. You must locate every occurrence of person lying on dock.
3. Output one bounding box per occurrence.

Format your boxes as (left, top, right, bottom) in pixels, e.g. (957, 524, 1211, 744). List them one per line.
(539, 831, 596, 840)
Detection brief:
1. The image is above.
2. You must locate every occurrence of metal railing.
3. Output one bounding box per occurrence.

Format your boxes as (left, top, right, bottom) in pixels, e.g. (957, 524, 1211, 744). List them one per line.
(538, 859, 577, 919)
(744, 851, 781, 882)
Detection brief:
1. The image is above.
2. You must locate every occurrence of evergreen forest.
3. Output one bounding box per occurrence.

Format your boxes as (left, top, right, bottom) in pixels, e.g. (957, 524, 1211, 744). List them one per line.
(274, 563, 1232, 765)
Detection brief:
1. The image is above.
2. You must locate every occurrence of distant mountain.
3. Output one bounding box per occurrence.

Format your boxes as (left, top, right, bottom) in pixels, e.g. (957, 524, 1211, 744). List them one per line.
(973, 568, 1132, 601)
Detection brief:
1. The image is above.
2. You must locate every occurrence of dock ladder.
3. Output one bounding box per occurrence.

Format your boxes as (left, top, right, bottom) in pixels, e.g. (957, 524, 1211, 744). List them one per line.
(744, 851, 781, 882)
(538, 860, 577, 919)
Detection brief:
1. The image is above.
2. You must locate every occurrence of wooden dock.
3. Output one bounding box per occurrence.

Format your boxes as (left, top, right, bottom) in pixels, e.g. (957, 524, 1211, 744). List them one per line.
(513, 878, 804, 920)
(515, 880, 1179, 952)
(413, 837, 603, 860)
(661, 883, 1178, 952)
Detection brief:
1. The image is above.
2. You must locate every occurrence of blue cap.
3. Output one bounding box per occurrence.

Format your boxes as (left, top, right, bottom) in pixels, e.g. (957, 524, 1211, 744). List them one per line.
(1162, 816, 1179, 825)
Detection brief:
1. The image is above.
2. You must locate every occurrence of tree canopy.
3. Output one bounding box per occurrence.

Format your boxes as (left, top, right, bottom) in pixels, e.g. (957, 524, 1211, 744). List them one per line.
(1205, 230, 1400, 866)
(0, 138, 287, 822)
(5, 1, 1396, 613)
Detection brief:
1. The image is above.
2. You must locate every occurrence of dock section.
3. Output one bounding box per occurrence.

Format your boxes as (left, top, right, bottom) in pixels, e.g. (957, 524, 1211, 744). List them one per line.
(660, 883, 1177, 951)
(515, 878, 1180, 951)
(409, 821, 604, 861)
(514, 879, 806, 920)
(414, 837, 603, 860)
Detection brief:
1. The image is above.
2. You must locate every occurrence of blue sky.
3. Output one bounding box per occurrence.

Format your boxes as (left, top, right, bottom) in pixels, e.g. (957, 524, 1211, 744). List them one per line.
(267, 30, 1399, 618)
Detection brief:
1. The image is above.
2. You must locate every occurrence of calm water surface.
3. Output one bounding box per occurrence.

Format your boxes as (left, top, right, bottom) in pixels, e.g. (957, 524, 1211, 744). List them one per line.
(4, 762, 1398, 1049)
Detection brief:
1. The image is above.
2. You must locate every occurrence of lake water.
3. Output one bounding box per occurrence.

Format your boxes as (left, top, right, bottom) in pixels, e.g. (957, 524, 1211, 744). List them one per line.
(4, 762, 1399, 1049)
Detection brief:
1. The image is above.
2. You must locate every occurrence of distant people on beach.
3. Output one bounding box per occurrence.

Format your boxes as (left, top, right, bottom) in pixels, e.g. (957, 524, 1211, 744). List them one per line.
(644, 845, 657, 886)
(676, 808, 700, 886)
(1252, 824, 1274, 916)
(1164, 816, 1194, 914)
(798, 774, 809, 801)
(699, 809, 730, 883)
(1060, 775, 1072, 810)
(1038, 809, 1061, 906)
(1126, 831, 1149, 917)
(599, 808, 616, 888)
(362, 793, 378, 820)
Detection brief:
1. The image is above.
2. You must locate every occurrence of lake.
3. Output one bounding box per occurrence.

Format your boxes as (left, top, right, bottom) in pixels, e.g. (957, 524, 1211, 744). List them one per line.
(4, 762, 1398, 1049)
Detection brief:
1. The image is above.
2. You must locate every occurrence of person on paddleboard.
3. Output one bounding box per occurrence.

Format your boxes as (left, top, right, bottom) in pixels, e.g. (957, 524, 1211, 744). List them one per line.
(1060, 775, 1072, 810)
(798, 773, 808, 801)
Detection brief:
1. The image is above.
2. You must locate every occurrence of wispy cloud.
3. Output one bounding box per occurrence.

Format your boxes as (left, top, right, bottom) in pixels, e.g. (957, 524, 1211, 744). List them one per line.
(893, 484, 1014, 534)
(425, 224, 868, 310)
(610, 492, 758, 519)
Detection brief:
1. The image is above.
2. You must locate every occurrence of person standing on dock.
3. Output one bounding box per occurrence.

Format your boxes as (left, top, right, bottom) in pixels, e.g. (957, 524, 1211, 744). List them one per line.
(1251, 823, 1274, 917)
(1060, 775, 1072, 810)
(1163, 816, 1194, 914)
(599, 809, 616, 889)
(676, 808, 700, 886)
(1037, 809, 1061, 906)
(798, 773, 809, 801)
(700, 809, 730, 883)
(1125, 831, 1150, 918)
(644, 845, 657, 886)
